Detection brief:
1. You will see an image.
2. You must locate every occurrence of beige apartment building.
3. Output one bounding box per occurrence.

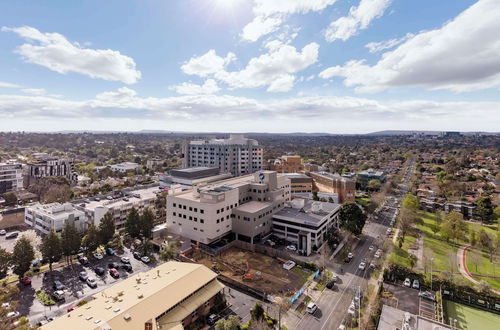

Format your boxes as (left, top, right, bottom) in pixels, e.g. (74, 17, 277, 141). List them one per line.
(166, 171, 291, 245)
(308, 171, 356, 203)
(41, 261, 224, 330)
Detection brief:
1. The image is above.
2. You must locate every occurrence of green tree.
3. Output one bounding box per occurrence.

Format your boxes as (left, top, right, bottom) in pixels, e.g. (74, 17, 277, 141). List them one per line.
(408, 254, 417, 270)
(12, 237, 35, 277)
(61, 223, 81, 265)
(402, 193, 419, 211)
(470, 230, 477, 247)
(339, 202, 367, 236)
(475, 197, 494, 223)
(494, 206, 500, 223)
(98, 212, 116, 245)
(250, 302, 265, 321)
(312, 191, 319, 201)
(81, 225, 100, 254)
(140, 208, 155, 239)
(398, 208, 418, 239)
(367, 179, 381, 191)
(0, 247, 12, 279)
(40, 231, 62, 272)
(159, 242, 178, 262)
(125, 207, 141, 239)
(215, 315, 241, 330)
(440, 211, 468, 243)
(2, 192, 17, 206)
(478, 230, 495, 262)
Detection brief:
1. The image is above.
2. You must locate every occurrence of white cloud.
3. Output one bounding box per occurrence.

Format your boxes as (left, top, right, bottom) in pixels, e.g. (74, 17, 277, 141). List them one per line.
(21, 88, 46, 95)
(181, 42, 319, 92)
(0, 81, 21, 88)
(180, 50, 236, 77)
(324, 0, 392, 42)
(242, 0, 338, 42)
(365, 33, 414, 53)
(320, 0, 500, 93)
(170, 79, 221, 95)
(2, 26, 141, 84)
(241, 15, 283, 42)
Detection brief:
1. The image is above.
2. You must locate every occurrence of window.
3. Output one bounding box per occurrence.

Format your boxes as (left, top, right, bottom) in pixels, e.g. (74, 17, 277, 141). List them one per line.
(189, 207, 192, 211)
(201, 209, 204, 214)
(173, 212, 176, 216)
(200, 219, 204, 223)
(173, 203, 176, 207)
(189, 216, 192, 220)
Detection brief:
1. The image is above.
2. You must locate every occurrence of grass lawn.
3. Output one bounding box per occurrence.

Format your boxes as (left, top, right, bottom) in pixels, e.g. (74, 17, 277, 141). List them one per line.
(292, 266, 314, 284)
(465, 248, 500, 291)
(444, 300, 500, 330)
(389, 233, 417, 269)
(356, 197, 371, 208)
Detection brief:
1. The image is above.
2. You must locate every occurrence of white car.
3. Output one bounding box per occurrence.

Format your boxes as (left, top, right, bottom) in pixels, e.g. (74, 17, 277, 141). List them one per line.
(7, 311, 20, 318)
(286, 245, 297, 252)
(306, 302, 318, 314)
(358, 262, 366, 270)
(86, 277, 97, 288)
(121, 257, 130, 264)
(93, 253, 103, 260)
(283, 260, 296, 270)
(141, 256, 151, 263)
(0, 229, 6, 235)
(403, 278, 411, 287)
(412, 280, 420, 289)
(347, 252, 354, 259)
(348, 302, 356, 315)
(368, 245, 374, 251)
(374, 251, 381, 258)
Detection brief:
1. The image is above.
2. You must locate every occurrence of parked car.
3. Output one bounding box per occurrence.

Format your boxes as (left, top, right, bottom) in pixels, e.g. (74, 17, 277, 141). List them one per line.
(120, 257, 130, 264)
(374, 251, 381, 258)
(79, 271, 88, 281)
(283, 260, 296, 270)
(331, 275, 340, 282)
(141, 256, 151, 263)
(207, 314, 220, 325)
(0, 229, 6, 235)
(7, 311, 20, 318)
(133, 251, 142, 260)
(52, 280, 64, 291)
(86, 277, 97, 288)
(403, 278, 411, 287)
(93, 253, 103, 260)
(78, 256, 89, 266)
(412, 280, 420, 289)
(419, 291, 436, 302)
(347, 252, 354, 259)
(108, 262, 119, 269)
(306, 302, 318, 314)
(265, 239, 276, 247)
(358, 262, 366, 271)
(94, 266, 105, 276)
(109, 268, 120, 278)
(5, 232, 19, 239)
(20, 276, 31, 286)
(326, 280, 336, 290)
(348, 302, 356, 315)
(286, 244, 297, 251)
(52, 290, 65, 302)
(121, 263, 133, 272)
(368, 245, 374, 251)
(67, 306, 78, 312)
(106, 247, 115, 256)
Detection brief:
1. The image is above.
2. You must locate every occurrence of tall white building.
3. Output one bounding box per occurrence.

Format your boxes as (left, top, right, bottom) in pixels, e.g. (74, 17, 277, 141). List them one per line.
(0, 162, 23, 194)
(25, 203, 86, 234)
(182, 134, 263, 177)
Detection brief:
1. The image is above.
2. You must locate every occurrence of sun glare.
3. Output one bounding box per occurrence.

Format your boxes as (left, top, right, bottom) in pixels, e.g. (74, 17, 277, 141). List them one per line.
(214, 0, 243, 10)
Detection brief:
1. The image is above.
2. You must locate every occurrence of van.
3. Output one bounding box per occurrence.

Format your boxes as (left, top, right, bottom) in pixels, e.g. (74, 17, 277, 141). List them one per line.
(306, 302, 318, 314)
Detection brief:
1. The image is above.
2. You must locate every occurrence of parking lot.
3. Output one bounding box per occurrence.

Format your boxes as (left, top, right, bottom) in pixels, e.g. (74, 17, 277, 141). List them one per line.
(383, 282, 420, 315)
(419, 296, 437, 320)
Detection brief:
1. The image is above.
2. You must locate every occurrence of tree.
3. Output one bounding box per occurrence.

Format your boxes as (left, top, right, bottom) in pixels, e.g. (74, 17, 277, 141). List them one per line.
(469, 248, 482, 273)
(475, 197, 494, 223)
(159, 242, 178, 262)
(478, 230, 495, 261)
(440, 211, 468, 243)
(40, 231, 62, 272)
(0, 247, 12, 279)
(98, 212, 115, 245)
(397, 235, 404, 248)
(312, 191, 319, 201)
(494, 206, 500, 223)
(81, 225, 100, 255)
(18, 230, 42, 258)
(339, 202, 367, 236)
(125, 207, 141, 239)
(367, 179, 381, 191)
(402, 193, 419, 211)
(61, 223, 81, 265)
(2, 192, 17, 206)
(409, 254, 417, 270)
(398, 208, 418, 239)
(215, 315, 240, 330)
(12, 237, 35, 277)
(140, 208, 155, 239)
(470, 230, 477, 247)
(250, 302, 265, 321)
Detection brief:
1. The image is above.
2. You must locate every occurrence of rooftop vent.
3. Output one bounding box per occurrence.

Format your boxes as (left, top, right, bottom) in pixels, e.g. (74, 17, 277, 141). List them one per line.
(113, 308, 121, 313)
(85, 316, 93, 321)
(124, 314, 132, 321)
(137, 293, 144, 299)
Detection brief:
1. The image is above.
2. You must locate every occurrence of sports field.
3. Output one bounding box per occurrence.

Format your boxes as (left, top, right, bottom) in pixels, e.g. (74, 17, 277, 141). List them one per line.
(444, 300, 500, 330)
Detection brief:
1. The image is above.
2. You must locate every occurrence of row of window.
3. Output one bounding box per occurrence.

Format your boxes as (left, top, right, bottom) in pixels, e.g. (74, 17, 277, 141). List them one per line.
(172, 212, 205, 223)
(172, 203, 205, 214)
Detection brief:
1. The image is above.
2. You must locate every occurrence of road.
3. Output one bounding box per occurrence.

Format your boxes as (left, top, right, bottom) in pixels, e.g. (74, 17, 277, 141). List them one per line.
(292, 156, 415, 330)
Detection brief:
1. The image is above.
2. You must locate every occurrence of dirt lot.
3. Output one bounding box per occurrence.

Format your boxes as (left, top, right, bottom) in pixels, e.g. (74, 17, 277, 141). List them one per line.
(197, 247, 310, 295)
(0, 210, 25, 229)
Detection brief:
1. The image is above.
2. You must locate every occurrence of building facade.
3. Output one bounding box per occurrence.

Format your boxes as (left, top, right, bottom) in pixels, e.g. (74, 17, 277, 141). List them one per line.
(267, 155, 304, 173)
(357, 169, 386, 187)
(42, 261, 225, 330)
(24, 156, 76, 187)
(182, 134, 263, 177)
(25, 202, 86, 234)
(0, 162, 23, 194)
(308, 171, 356, 203)
(110, 162, 140, 173)
(166, 171, 291, 245)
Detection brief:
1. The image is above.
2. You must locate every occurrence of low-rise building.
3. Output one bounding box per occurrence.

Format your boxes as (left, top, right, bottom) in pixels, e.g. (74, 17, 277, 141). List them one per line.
(24, 156, 76, 187)
(377, 304, 450, 330)
(0, 162, 23, 194)
(308, 171, 356, 203)
(272, 199, 341, 255)
(110, 162, 140, 173)
(41, 261, 225, 330)
(284, 173, 313, 194)
(25, 202, 86, 234)
(146, 158, 164, 170)
(167, 171, 290, 245)
(357, 168, 386, 187)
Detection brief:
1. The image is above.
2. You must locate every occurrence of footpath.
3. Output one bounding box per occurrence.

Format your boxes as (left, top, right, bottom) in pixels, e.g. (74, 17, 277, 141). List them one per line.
(456, 245, 500, 296)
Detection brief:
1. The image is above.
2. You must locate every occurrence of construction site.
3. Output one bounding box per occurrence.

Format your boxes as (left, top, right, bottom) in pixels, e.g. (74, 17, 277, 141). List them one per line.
(193, 246, 313, 296)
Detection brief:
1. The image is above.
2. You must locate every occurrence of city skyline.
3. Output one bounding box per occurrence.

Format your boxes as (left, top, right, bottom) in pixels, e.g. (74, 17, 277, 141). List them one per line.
(1, 0, 500, 133)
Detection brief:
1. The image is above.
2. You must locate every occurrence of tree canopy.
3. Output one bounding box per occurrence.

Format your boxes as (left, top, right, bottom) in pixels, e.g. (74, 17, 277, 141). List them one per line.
(125, 207, 141, 239)
(12, 237, 35, 277)
(339, 202, 367, 236)
(40, 231, 63, 272)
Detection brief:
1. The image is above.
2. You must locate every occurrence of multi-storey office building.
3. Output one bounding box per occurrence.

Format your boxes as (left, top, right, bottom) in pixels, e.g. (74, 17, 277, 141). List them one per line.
(0, 162, 23, 194)
(41, 261, 225, 330)
(24, 156, 76, 187)
(25, 202, 86, 234)
(267, 155, 304, 173)
(308, 171, 356, 203)
(182, 134, 263, 177)
(357, 168, 386, 187)
(167, 171, 291, 245)
(73, 186, 158, 229)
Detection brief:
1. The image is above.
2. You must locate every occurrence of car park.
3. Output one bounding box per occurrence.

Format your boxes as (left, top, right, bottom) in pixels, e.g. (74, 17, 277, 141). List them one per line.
(86, 277, 97, 288)
(109, 268, 120, 278)
(53, 280, 64, 291)
(306, 302, 318, 314)
(403, 278, 411, 287)
(94, 266, 105, 276)
(108, 262, 119, 269)
(93, 253, 103, 260)
(419, 291, 436, 302)
(79, 271, 88, 281)
(141, 256, 151, 263)
(412, 280, 420, 289)
(121, 257, 130, 264)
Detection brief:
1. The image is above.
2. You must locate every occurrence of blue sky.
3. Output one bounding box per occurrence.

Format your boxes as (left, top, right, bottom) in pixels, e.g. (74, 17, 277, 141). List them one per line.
(0, 0, 499, 133)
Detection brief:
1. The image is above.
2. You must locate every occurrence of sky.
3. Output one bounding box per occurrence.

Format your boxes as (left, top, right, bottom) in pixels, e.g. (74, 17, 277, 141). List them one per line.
(0, 0, 499, 133)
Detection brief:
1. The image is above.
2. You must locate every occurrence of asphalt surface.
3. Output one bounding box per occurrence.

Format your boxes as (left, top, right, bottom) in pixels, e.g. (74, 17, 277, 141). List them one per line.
(291, 156, 416, 330)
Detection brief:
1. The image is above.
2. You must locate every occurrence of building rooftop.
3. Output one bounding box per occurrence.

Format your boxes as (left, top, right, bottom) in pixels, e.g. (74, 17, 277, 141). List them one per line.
(42, 261, 222, 330)
(377, 305, 450, 330)
(284, 173, 311, 180)
(28, 202, 82, 219)
(274, 200, 340, 224)
(235, 201, 271, 213)
(78, 186, 158, 211)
